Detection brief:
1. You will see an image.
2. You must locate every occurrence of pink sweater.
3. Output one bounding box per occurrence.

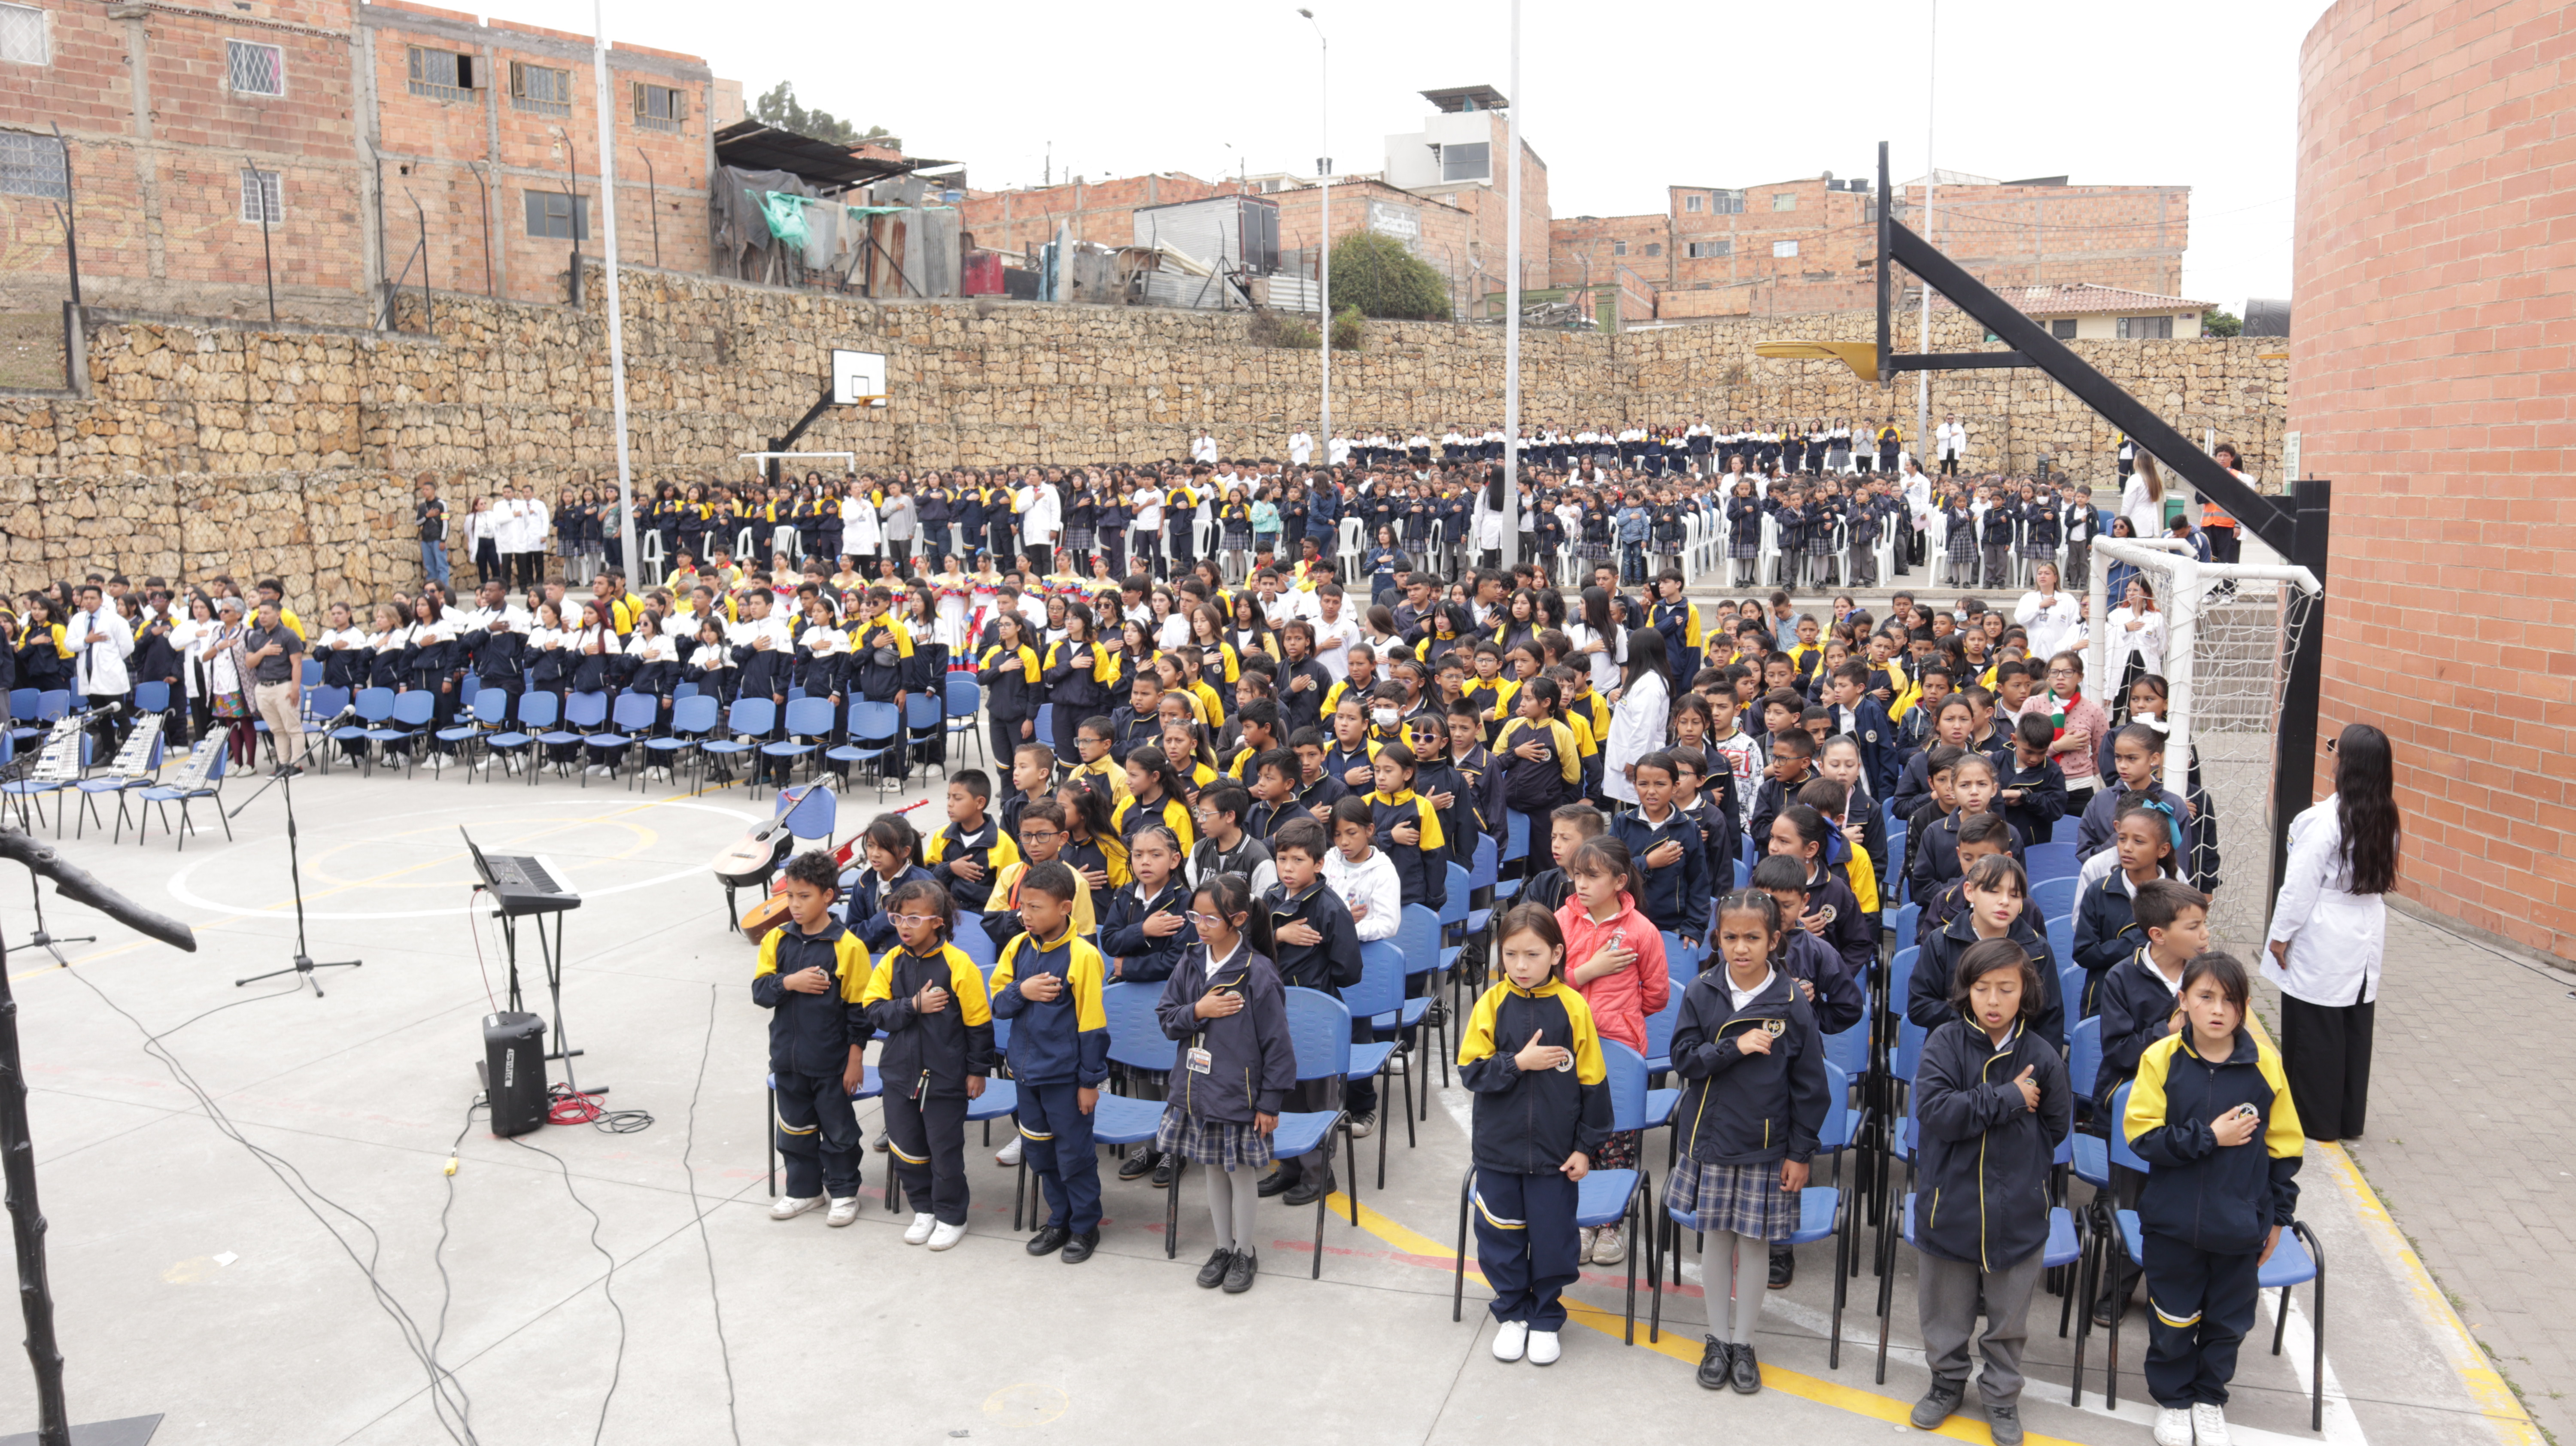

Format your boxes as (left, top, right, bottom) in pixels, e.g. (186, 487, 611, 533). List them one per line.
(1554, 894, 1671, 1055)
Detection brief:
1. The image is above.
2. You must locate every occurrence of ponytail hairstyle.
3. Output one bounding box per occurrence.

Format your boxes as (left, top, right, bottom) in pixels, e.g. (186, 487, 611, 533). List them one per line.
(2115, 797, 2184, 867)
(1191, 870, 1273, 962)
(1493, 904, 1569, 982)
(1123, 742, 1190, 805)
(1567, 835, 1651, 908)
(2331, 722, 2400, 895)
(884, 878, 954, 942)
(1712, 887, 1784, 941)
(1772, 803, 1833, 864)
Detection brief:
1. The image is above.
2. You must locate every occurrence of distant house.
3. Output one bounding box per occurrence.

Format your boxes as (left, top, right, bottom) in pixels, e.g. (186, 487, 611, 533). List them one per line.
(1989, 283, 2212, 340)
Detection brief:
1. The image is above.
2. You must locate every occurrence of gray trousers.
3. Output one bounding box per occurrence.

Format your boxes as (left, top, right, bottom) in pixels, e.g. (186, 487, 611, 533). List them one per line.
(1919, 1243, 2045, 1407)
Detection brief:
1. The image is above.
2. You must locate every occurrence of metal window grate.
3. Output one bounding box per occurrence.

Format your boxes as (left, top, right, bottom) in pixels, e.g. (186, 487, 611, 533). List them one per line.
(0, 130, 66, 199)
(633, 81, 684, 133)
(227, 39, 283, 96)
(524, 188, 587, 240)
(510, 61, 570, 116)
(0, 2, 47, 66)
(406, 45, 474, 101)
(240, 167, 282, 225)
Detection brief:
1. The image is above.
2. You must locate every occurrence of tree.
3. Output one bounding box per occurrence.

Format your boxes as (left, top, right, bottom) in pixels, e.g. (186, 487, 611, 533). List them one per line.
(2201, 307, 2243, 337)
(751, 82, 899, 151)
(1328, 232, 1451, 321)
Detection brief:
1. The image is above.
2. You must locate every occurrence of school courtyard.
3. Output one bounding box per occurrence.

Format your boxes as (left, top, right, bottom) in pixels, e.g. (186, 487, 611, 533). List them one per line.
(0, 757, 2555, 1446)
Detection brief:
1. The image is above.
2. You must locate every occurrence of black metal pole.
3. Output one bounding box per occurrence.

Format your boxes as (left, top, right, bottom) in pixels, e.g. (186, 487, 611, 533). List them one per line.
(0, 945, 69, 1446)
(51, 125, 79, 308)
(250, 162, 276, 325)
(408, 190, 431, 333)
(2268, 477, 2333, 915)
(553, 126, 582, 301)
(636, 145, 659, 268)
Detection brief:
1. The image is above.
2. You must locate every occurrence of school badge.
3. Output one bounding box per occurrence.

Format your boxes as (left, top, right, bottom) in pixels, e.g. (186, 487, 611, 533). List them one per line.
(1762, 1019, 1786, 1037)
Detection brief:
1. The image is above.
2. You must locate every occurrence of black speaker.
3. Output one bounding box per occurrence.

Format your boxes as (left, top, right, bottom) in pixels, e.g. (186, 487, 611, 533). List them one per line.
(482, 1011, 548, 1137)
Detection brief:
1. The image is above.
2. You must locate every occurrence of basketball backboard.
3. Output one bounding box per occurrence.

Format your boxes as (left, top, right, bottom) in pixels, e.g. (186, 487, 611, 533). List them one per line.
(830, 349, 888, 407)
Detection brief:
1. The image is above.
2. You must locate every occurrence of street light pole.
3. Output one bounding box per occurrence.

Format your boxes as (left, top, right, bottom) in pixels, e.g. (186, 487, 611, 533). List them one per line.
(1501, 0, 1522, 568)
(1300, 8, 1330, 462)
(1915, 0, 1937, 463)
(592, 0, 640, 585)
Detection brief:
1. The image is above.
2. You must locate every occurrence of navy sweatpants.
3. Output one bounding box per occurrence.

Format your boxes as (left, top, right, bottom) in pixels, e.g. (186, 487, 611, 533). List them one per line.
(1018, 1081, 1103, 1234)
(772, 1071, 863, 1200)
(883, 1088, 970, 1225)
(1473, 1170, 1581, 1330)
(2142, 1231, 2263, 1407)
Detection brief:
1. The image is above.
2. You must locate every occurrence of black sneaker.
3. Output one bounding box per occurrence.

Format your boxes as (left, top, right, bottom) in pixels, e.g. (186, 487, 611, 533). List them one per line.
(1060, 1229, 1099, 1264)
(1988, 1401, 2024, 1446)
(1729, 1341, 1762, 1394)
(1255, 1163, 1299, 1199)
(2093, 1291, 2125, 1330)
(1222, 1247, 1258, 1293)
(1283, 1170, 1337, 1207)
(1911, 1378, 1965, 1430)
(1025, 1224, 1071, 1257)
(1695, 1337, 1733, 1391)
(1118, 1149, 1159, 1182)
(1195, 1246, 1234, 1288)
(1151, 1155, 1176, 1188)
(1768, 1243, 1795, 1289)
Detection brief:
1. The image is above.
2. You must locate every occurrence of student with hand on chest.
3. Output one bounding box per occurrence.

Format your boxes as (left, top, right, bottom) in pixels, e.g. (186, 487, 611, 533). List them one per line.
(988, 864, 1114, 1264)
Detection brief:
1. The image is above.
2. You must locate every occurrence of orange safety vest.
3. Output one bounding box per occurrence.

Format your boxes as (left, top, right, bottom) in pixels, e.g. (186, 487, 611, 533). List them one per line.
(2202, 496, 2238, 528)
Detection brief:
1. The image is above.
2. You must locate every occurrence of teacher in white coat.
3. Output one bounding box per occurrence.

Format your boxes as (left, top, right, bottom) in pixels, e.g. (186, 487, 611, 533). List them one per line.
(2263, 723, 2401, 1142)
(1603, 626, 1671, 806)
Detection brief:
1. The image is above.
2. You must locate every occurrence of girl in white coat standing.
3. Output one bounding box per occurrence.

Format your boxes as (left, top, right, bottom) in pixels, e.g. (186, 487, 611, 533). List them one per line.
(2263, 722, 2401, 1141)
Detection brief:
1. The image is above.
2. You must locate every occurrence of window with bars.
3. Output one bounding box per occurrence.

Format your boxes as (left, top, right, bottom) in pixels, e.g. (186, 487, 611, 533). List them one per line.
(406, 45, 475, 100)
(1771, 239, 1798, 258)
(1611, 239, 1627, 257)
(525, 188, 589, 240)
(0, 131, 66, 198)
(1686, 239, 1729, 259)
(227, 39, 283, 96)
(511, 60, 571, 116)
(240, 168, 282, 225)
(2050, 318, 2078, 339)
(2116, 314, 2174, 339)
(632, 81, 685, 132)
(1770, 191, 1796, 212)
(0, 2, 47, 66)
(1643, 242, 1662, 257)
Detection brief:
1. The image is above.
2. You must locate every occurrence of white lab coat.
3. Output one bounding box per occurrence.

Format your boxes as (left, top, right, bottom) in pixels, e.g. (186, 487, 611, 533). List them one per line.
(1935, 420, 1966, 459)
(1601, 669, 1668, 805)
(1288, 431, 1312, 465)
(2263, 799, 2386, 1006)
(2105, 606, 2166, 671)
(2014, 590, 2082, 660)
(842, 495, 882, 555)
(66, 605, 133, 696)
(1021, 483, 1062, 545)
(2120, 474, 2164, 542)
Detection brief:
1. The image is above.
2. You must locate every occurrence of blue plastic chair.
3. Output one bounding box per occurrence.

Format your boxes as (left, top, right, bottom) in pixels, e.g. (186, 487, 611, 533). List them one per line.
(2068, 1017, 2103, 1128)
(1165, 987, 1355, 1274)
(2031, 876, 2078, 921)
(1458, 1039, 1656, 1344)
(3, 731, 84, 837)
(133, 680, 171, 716)
(541, 692, 607, 779)
(2025, 842, 2080, 883)
(1084, 981, 1185, 1223)
(645, 693, 719, 785)
(486, 690, 554, 778)
(759, 696, 837, 793)
(137, 743, 231, 850)
(1503, 808, 1529, 870)
(2046, 910, 2077, 975)
(437, 687, 511, 778)
(333, 687, 394, 762)
(1888, 947, 1920, 1016)
(367, 691, 437, 777)
(699, 696, 777, 787)
(2050, 815, 2082, 846)
(76, 730, 162, 841)
(1824, 998, 1872, 1079)
(943, 674, 983, 766)
(826, 701, 899, 793)
(904, 692, 946, 779)
(1392, 903, 1448, 1107)
(4, 688, 38, 748)
(580, 690, 659, 786)
(1885, 902, 1920, 953)
(1346, 942, 1410, 1184)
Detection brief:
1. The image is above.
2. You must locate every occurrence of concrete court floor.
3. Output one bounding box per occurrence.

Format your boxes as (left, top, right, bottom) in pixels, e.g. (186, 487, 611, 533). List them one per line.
(0, 757, 2522, 1446)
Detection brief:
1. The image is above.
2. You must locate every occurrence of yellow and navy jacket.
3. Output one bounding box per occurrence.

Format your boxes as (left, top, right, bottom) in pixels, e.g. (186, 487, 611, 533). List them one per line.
(976, 642, 1042, 720)
(985, 860, 1097, 939)
(1113, 787, 1197, 855)
(1366, 786, 1448, 909)
(988, 928, 1112, 1088)
(1187, 678, 1227, 729)
(750, 918, 873, 1078)
(1068, 752, 1132, 801)
(2124, 1027, 2303, 1254)
(859, 941, 995, 1093)
(850, 614, 915, 701)
(925, 813, 1023, 913)
(1911, 1017, 2073, 1270)
(1669, 968, 1830, 1166)
(1495, 715, 1581, 811)
(1456, 976, 1612, 1175)
(1564, 693, 1607, 758)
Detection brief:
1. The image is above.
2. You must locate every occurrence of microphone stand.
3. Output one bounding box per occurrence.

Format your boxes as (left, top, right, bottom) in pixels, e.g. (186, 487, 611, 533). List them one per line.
(0, 827, 197, 1446)
(226, 712, 361, 997)
(9, 708, 116, 968)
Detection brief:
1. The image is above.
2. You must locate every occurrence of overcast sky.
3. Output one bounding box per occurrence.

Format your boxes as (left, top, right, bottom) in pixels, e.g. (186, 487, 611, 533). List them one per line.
(511, 0, 2322, 313)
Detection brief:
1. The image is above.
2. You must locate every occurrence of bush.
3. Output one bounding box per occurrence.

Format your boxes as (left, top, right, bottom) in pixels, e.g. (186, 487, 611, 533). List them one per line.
(1328, 233, 1451, 321)
(2201, 307, 2243, 338)
(1248, 309, 1319, 350)
(1331, 305, 1365, 351)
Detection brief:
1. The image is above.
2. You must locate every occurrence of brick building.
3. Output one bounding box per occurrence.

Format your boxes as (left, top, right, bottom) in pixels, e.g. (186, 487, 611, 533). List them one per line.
(1554, 170, 2191, 323)
(0, 0, 727, 325)
(2292, 0, 2576, 962)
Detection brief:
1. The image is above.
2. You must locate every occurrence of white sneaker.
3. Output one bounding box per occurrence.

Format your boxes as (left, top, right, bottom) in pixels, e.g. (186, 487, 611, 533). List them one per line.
(1492, 1320, 1528, 1363)
(476, 756, 493, 770)
(902, 1211, 938, 1245)
(427, 754, 449, 771)
(769, 1194, 821, 1221)
(825, 1196, 860, 1227)
(2153, 1407, 2194, 1446)
(995, 1135, 1024, 1167)
(927, 1218, 969, 1252)
(1526, 1329, 1561, 1366)
(1592, 1224, 1625, 1265)
(2192, 1403, 2233, 1446)
(1578, 1227, 1599, 1265)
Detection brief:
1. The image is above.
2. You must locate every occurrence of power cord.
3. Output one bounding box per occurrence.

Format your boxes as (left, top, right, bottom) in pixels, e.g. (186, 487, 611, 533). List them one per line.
(683, 983, 743, 1446)
(498, 1130, 628, 1446)
(66, 968, 481, 1445)
(545, 1083, 653, 1133)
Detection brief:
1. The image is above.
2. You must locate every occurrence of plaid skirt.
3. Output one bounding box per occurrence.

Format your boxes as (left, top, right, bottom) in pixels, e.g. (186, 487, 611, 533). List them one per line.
(1664, 1157, 1799, 1241)
(1727, 534, 1760, 561)
(2019, 538, 2057, 560)
(1061, 526, 1096, 552)
(1155, 1105, 1274, 1170)
(1222, 522, 1253, 547)
(1579, 540, 1614, 562)
(1946, 530, 1980, 563)
(1803, 533, 1840, 557)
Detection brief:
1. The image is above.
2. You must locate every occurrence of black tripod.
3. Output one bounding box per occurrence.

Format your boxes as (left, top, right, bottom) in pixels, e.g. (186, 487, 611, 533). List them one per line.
(14, 872, 97, 970)
(227, 722, 360, 997)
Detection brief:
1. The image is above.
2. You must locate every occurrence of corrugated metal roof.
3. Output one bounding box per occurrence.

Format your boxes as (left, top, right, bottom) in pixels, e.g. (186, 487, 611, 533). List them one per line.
(712, 121, 945, 189)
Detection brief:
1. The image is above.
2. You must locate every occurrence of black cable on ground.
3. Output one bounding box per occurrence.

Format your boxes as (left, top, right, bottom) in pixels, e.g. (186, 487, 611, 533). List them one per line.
(683, 983, 743, 1446)
(66, 969, 481, 1445)
(499, 1130, 628, 1446)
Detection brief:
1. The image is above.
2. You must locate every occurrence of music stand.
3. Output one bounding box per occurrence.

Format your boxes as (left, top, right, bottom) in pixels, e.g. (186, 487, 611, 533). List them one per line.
(459, 829, 590, 1094)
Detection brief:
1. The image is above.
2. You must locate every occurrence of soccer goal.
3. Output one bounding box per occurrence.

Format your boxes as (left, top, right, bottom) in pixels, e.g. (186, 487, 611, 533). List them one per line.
(2086, 537, 2324, 947)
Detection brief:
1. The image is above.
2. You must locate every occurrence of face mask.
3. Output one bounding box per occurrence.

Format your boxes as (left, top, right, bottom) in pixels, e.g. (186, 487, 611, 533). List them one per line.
(1370, 707, 1399, 729)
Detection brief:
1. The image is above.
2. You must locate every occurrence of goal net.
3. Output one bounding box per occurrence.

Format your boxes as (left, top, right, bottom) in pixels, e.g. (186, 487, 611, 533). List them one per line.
(2086, 538, 2324, 948)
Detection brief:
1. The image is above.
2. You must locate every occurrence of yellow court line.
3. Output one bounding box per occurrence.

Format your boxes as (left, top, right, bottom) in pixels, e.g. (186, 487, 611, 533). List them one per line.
(2309, 1142, 2543, 1446)
(1326, 1191, 2087, 1446)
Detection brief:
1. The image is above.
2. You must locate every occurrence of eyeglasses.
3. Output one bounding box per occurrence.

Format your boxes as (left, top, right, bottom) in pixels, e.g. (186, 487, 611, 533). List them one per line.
(1183, 910, 1230, 927)
(887, 913, 943, 930)
(1018, 826, 1062, 841)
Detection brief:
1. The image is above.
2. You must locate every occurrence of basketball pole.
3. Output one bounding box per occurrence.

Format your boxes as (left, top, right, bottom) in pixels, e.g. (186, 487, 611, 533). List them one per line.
(593, 0, 640, 586)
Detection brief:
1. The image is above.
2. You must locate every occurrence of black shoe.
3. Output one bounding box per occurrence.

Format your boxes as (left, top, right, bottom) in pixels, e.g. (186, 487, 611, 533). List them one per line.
(1768, 1244, 1795, 1289)
(1729, 1341, 1762, 1394)
(1911, 1378, 1965, 1430)
(1195, 1246, 1233, 1288)
(1283, 1170, 1336, 1207)
(1060, 1229, 1099, 1264)
(2092, 1291, 2125, 1330)
(1256, 1163, 1300, 1199)
(1025, 1224, 1072, 1257)
(273, 765, 304, 778)
(1118, 1149, 1159, 1182)
(1695, 1337, 1733, 1391)
(1222, 1247, 1258, 1293)
(1151, 1155, 1176, 1188)
(1988, 1401, 2024, 1446)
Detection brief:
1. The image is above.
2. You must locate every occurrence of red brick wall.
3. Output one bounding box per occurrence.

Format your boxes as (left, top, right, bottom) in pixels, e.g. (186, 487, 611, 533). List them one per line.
(2292, 0, 2576, 961)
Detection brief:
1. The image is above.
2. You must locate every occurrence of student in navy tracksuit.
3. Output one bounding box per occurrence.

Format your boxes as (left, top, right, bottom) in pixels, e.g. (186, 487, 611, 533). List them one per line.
(1907, 938, 2073, 1443)
(1154, 874, 1297, 1294)
(842, 812, 933, 953)
(751, 851, 876, 1220)
(2124, 953, 2304, 1446)
(1609, 750, 1710, 949)
(2071, 802, 2182, 1017)
(1748, 856, 1865, 1035)
(988, 864, 1113, 1262)
(1908, 854, 2064, 1051)
(1911, 753, 2028, 903)
(2090, 878, 2208, 1323)
(1762, 805, 1878, 985)
(1258, 816, 1365, 1203)
(1993, 713, 2069, 854)
(858, 878, 995, 1247)
(1456, 905, 1613, 1367)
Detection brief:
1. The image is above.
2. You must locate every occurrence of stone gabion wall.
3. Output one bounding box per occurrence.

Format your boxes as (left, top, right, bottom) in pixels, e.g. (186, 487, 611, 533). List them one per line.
(0, 264, 2286, 601)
